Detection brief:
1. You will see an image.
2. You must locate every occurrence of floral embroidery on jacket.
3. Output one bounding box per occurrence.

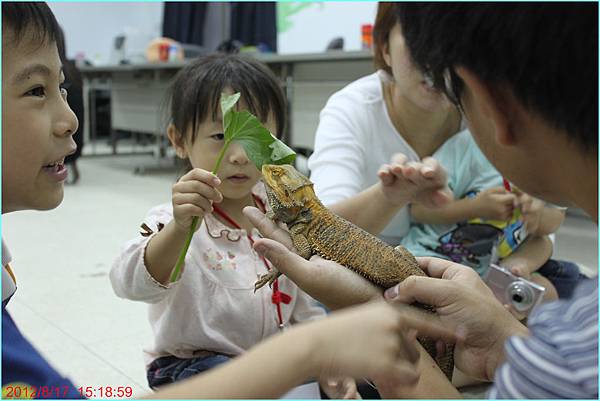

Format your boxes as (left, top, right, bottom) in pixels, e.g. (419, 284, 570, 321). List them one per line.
(202, 248, 238, 271)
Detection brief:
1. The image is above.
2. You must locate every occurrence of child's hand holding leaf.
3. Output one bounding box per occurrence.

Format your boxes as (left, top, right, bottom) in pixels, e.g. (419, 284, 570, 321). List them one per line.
(171, 168, 223, 234)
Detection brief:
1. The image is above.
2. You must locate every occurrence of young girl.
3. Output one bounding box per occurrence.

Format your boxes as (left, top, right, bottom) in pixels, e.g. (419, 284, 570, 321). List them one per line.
(110, 54, 334, 390)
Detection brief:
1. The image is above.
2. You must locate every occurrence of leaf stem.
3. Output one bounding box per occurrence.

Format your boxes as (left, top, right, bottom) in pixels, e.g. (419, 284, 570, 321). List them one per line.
(169, 140, 230, 282)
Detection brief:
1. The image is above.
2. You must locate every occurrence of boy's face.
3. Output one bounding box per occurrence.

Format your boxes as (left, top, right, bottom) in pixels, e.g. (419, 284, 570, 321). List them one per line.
(2, 29, 78, 213)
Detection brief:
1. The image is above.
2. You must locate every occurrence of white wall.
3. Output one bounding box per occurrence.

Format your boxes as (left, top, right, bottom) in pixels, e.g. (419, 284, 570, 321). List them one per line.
(49, 2, 163, 64)
(277, 2, 378, 54)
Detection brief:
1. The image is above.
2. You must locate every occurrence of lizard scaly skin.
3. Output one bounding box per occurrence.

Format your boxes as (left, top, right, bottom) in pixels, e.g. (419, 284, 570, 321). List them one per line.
(256, 164, 454, 380)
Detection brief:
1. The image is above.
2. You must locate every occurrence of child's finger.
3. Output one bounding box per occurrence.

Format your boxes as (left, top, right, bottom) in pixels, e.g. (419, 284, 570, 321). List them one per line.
(420, 157, 444, 180)
(401, 161, 422, 182)
(181, 168, 221, 186)
(487, 186, 508, 194)
(378, 167, 396, 186)
(172, 193, 214, 213)
(176, 204, 210, 219)
(390, 153, 408, 167)
(377, 163, 392, 174)
(495, 194, 516, 205)
(174, 180, 223, 203)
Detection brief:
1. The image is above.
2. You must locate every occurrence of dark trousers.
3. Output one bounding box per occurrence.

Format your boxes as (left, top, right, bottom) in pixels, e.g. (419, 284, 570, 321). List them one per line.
(147, 354, 231, 389)
(537, 259, 585, 298)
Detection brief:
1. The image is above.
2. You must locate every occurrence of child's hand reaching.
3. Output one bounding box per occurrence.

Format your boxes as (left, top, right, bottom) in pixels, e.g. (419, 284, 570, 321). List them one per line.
(171, 168, 223, 232)
(472, 187, 516, 220)
(515, 192, 544, 236)
(377, 153, 452, 208)
(319, 377, 362, 399)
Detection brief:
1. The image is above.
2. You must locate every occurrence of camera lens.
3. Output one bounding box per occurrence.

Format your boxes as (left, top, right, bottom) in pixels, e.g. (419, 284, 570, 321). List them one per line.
(506, 282, 534, 312)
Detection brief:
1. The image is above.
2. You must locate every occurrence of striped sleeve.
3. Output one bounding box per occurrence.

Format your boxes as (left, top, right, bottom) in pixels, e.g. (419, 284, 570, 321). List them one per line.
(488, 278, 598, 399)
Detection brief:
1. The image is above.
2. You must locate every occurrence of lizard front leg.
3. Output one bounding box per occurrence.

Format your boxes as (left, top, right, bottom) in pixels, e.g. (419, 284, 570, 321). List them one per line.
(254, 269, 281, 292)
(254, 223, 312, 292)
(290, 223, 312, 259)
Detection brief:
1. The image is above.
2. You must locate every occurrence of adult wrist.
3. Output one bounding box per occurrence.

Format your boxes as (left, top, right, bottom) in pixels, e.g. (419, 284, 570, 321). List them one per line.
(486, 316, 530, 380)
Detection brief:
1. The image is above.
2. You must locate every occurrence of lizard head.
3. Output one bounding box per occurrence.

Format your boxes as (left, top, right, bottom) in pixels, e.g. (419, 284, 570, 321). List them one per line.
(261, 164, 314, 224)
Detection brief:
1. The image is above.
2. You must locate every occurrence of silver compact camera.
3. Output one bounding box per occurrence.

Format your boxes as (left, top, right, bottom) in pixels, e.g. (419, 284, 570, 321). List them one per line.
(484, 263, 545, 315)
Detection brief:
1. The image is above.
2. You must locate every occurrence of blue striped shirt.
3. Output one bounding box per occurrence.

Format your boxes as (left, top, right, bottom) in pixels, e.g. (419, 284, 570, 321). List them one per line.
(488, 278, 598, 399)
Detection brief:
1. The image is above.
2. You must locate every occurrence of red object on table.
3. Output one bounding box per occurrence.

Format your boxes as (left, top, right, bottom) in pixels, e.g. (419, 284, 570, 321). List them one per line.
(158, 43, 169, 61)
(361, 24, 373, 50)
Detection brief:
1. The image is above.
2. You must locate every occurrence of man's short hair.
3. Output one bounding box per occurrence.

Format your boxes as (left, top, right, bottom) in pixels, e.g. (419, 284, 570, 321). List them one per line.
(396, 3, 597, 152)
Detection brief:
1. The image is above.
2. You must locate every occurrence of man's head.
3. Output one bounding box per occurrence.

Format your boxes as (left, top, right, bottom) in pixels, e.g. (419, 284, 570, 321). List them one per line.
(395, 4, 597, 211)
(2, 2, 78, 213)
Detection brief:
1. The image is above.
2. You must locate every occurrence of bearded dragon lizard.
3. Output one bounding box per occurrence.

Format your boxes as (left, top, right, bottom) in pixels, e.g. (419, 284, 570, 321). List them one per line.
(256, 164, 454, 380)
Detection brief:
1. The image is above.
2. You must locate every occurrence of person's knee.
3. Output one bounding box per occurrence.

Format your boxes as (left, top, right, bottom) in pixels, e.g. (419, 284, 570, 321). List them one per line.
(531, 273, 558, 302)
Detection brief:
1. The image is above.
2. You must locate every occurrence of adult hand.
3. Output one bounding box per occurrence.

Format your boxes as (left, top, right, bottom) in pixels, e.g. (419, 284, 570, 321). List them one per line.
(378, 154, 452, 208)
(244, 206, 380, 310)
(473, 187, 516, 221)
(384, 257, 529, 381)
(305, 301, 461, 383)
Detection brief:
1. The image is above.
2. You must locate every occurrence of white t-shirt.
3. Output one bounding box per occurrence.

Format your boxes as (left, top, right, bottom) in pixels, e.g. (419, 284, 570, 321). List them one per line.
(309, 70, 445, 244)
(110, 183, 325, 365)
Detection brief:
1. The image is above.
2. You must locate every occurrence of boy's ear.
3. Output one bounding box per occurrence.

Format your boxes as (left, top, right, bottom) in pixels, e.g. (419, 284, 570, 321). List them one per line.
(167, 123, 187, 159)
(455, 67, 516, 146)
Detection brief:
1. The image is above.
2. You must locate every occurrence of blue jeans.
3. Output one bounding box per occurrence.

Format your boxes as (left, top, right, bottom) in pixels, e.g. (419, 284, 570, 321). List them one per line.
(536, 259, 584, 299)
(147, 354, 231, 389)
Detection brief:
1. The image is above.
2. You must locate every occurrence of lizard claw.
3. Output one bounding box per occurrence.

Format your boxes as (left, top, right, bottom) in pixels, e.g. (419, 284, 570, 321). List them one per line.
(254, 271, 281, 292)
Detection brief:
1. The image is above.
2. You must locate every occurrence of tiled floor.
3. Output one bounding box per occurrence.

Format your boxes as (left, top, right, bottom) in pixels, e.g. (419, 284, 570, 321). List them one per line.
(3, 154, 598, 398)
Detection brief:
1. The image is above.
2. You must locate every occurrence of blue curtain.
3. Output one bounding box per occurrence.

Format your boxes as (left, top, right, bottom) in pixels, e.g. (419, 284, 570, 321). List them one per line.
(230, 2, 277, 52)
(162, 2, 208, 45)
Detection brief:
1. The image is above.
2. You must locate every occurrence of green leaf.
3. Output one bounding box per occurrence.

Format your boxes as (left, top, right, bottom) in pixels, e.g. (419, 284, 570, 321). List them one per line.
(220, 93, 296, 170)
(220, 92, 241, 134)
(269, 140, 297, 165)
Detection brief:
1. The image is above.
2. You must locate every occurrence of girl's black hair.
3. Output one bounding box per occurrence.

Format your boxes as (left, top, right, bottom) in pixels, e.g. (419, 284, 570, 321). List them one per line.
(2, 2, 63, 49)
(168, 53, 287, 143)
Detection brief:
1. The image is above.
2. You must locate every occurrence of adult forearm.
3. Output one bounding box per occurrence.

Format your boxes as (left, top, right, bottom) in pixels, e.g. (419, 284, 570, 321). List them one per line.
(328, 183, 404, 235)
(147, 326, 313, 399)
(412, 198, 476, 225)
(144, 220, 190, 285)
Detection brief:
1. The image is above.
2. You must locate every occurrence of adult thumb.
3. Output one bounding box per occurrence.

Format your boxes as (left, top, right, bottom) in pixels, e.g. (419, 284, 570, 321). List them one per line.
(253, 238, 313, 282)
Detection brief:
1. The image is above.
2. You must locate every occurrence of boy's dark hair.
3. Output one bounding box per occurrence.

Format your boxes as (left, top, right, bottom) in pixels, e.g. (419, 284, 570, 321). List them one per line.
(396, 3, 598, 152)
(168, 53, 287, 143)
(2, 2, 63, 49)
